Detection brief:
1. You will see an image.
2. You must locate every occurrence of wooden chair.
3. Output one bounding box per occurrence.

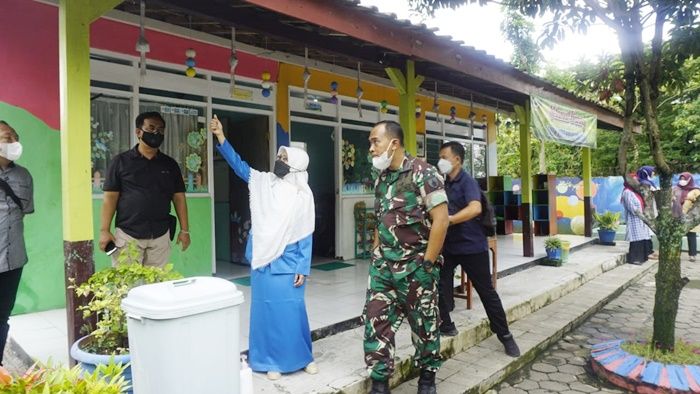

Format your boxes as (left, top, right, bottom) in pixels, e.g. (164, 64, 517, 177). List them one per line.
(453, 237, 498, 310)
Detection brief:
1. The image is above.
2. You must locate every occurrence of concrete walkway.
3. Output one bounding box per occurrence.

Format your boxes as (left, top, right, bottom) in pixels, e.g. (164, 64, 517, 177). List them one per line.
(492, 257, 700, 394)
(249, 242, 632, 393)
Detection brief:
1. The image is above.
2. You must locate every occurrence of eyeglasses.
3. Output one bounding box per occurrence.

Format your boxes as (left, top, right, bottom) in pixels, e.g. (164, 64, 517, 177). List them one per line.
(140, 127, 165, 135)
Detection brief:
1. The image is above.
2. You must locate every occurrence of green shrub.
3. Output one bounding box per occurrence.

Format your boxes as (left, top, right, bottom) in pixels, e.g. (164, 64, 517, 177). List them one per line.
(544, 236, 562, 250)
(0, 361, 129, 393)
(70, 242, 182, 355)
(593, 211, 621, 231)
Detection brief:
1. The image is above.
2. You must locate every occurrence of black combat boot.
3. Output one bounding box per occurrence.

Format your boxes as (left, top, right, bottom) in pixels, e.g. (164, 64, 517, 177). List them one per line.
(417, 369, 437, 394)
(370, 378, 391, 394)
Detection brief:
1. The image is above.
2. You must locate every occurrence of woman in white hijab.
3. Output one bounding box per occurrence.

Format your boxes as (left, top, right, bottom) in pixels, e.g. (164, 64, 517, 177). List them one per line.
(210, 115, 317, 380)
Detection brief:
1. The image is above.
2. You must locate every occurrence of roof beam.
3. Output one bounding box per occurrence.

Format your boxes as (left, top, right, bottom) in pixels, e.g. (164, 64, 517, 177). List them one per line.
(243, 0, 623, 130)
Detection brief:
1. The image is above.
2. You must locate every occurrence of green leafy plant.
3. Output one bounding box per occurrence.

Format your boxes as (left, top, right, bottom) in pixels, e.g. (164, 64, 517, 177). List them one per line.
(593, 211, 621, 231)
(0, 361, 129, 393)
(70, 242, 182, 355)
(544, 236, 562, 250)
(622, 340, 700, 365)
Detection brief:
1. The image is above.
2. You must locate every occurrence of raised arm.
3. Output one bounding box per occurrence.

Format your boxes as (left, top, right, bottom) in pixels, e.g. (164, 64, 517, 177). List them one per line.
(210, 114, 251, 183)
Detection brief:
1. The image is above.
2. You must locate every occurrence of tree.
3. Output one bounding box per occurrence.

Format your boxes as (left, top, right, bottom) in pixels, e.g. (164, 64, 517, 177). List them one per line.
(411, 0, 700, 352)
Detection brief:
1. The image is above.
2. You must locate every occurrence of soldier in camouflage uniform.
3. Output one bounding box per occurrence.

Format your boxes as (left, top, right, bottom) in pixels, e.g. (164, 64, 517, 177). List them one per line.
(363, 121, 449, 394)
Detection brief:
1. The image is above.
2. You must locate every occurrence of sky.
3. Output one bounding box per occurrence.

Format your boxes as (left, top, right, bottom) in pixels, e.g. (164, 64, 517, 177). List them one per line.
(358, 0, 638, 70)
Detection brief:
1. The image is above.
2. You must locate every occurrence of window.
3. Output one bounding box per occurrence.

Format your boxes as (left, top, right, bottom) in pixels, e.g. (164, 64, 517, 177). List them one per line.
(473, 144, 487, 178)
(341, 128, 375, 195)
(91, 95, 132, 193)
(140, 101, 208, 193)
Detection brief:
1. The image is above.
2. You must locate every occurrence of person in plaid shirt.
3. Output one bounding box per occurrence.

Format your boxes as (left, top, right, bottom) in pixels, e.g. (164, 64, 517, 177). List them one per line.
(621, 166, 656, 264)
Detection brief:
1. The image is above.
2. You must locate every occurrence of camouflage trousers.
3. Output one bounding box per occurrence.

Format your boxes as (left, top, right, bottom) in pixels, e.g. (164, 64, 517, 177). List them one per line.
(362, 257, 442, 381)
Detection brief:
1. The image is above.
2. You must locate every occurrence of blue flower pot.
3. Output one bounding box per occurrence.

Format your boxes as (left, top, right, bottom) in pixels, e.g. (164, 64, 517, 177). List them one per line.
(546, 248, 562, 261)
(598, 229, 616, 244)
(70, 335, 132, 393)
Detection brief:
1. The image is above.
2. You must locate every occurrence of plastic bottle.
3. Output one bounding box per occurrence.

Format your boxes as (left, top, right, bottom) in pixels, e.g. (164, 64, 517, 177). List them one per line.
(240, 354, 254, 394)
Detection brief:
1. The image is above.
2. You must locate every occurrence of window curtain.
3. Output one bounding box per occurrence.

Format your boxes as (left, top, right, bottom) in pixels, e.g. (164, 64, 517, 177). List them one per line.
(91, 96, 131, 192)
(140, 102, 207, 192)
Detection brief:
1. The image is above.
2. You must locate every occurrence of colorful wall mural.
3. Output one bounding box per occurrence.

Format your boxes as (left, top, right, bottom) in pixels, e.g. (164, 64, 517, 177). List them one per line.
(512, 174, 699, 235)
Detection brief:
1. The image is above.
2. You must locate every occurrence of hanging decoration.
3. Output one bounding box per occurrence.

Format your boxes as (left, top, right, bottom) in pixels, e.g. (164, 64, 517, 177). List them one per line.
(449, 106, 457, 124)
(330, 81, 339, 104)
(185, 48, 197, 78)
(481, 114, 488, 123)
(303, 47, 311, 107)
(415, 99, 422, 118)
(229, 27, 238, 97)
(380, 100, 388, 114)
(356, 62, 364, 117)
(432, 81, 440, 119)
(468, 94, 476, 121)
(495, 101, 502, 127)
(135, 0, 150, 78)
(261, 71, 272, 97)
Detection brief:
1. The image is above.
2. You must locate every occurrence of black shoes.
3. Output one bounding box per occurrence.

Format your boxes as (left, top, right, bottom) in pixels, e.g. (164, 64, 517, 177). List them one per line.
(417, 369, 437, 394)
(499, 333, 521, 357)
(439, 322, 458, 337)
(370, 379, 391, 394)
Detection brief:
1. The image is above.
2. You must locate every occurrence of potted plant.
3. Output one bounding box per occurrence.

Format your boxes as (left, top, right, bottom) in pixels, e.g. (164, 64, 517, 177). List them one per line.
(0, 361, 129, 393)
(544, 236, 563, 262)
(69, 242, 182, 391)
(593, 211, 620, 244)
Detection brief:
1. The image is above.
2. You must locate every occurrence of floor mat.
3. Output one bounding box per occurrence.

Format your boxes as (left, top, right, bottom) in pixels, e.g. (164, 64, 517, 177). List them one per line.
(231, 276, 251, 287)
(312, 261, 354, 271)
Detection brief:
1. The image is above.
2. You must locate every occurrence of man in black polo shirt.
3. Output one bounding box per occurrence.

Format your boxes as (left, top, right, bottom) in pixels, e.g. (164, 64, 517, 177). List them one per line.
(436, 141, 520, 357)
(99, 112, 190, 267)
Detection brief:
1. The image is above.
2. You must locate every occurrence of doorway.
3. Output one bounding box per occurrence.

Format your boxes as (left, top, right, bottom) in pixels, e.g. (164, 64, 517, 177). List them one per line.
(213, 110, 270, 278)
(291, 121, 337, 259)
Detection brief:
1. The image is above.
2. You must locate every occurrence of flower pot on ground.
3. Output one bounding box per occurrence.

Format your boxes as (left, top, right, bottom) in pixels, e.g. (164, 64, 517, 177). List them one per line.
(544, 236, 563, 265)
(69, 242, 182, 390)
(593, 211, 621, 244)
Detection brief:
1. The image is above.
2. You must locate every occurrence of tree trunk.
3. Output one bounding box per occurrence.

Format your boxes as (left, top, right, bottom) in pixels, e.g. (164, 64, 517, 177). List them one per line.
(651, 174, 685, 351)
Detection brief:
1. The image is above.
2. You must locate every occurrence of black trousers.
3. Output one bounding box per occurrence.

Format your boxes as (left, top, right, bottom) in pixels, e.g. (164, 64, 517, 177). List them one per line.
(688, 232, 697, 257)
(438, 251, 509, 337)
(0, 267, 23, 366)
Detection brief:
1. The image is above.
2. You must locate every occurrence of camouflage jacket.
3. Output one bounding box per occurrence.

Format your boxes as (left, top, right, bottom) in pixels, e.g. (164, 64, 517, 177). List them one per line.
(374, 154, 447, 278)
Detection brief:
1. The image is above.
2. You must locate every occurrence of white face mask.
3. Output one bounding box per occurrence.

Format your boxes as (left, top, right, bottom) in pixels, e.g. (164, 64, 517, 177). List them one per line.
(372, 140, 396, 171)
(679, 179, 689, 187)
(0, 142, 22, 161)
(437, 158, 453, 175)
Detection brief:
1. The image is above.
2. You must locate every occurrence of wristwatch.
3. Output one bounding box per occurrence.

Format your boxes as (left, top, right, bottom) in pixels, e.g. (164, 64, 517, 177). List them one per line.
(422, 258, 434, 272)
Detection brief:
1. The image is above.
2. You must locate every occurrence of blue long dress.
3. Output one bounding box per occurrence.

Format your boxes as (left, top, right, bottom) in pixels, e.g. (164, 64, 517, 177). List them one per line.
(217, 140, 313, 373)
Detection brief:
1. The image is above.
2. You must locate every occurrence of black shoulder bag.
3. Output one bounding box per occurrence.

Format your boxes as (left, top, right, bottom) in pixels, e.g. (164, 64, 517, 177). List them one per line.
(0, 179, 23, 210)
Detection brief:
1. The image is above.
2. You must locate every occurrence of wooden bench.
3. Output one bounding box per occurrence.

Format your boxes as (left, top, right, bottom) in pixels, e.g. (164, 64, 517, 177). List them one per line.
(453, 236, 498, 310)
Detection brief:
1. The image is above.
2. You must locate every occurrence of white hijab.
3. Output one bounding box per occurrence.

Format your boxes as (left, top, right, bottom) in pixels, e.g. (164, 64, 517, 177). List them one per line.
(248, 146, 315, 269)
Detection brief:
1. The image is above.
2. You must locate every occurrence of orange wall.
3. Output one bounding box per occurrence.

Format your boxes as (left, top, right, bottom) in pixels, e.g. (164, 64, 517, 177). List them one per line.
(277, 63, 493, 134)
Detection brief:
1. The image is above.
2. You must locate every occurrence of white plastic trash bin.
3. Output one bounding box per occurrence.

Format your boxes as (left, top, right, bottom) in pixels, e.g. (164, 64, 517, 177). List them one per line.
(121, 277, 244, 394)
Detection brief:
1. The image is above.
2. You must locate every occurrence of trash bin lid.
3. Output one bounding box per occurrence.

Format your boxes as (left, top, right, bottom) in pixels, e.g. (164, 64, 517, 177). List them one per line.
(121, 277, 244, 320)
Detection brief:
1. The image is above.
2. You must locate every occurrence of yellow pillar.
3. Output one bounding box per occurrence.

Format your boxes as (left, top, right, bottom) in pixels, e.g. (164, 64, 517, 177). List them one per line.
(515, 101, 534, 257)
(385, 60, 424, 155)
(59, 0, 122, 356)
(582, 147, 593, 237)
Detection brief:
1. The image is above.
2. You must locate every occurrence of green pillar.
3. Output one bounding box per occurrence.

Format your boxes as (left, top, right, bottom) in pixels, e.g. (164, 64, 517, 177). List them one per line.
(515, 101, 534, 257)
(59, 0, 123, 359)
(385, 60, 424, 155)
(582, 147, 593, 237)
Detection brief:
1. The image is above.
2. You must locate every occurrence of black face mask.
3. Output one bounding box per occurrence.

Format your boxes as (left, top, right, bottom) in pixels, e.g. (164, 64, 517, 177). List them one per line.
(273, 159, 291, 178)
(141, 131, 164, 149)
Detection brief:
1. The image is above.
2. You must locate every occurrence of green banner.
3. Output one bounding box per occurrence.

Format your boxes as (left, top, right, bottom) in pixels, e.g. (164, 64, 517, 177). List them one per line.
(531, 95, 597, 148)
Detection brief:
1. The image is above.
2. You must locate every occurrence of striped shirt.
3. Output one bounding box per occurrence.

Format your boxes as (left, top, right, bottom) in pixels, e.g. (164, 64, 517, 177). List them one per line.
(621, 189, 652, 242)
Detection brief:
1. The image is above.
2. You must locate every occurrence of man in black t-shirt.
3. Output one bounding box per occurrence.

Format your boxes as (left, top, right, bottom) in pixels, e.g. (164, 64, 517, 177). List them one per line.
(436, 141, 520, 358)
(99, 112, 190, 267)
